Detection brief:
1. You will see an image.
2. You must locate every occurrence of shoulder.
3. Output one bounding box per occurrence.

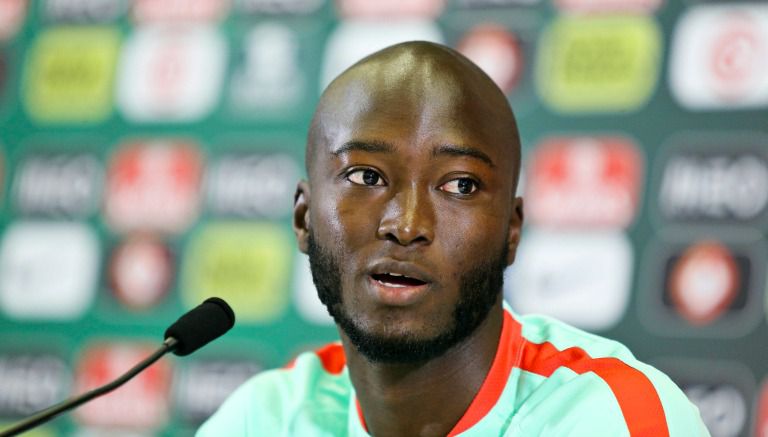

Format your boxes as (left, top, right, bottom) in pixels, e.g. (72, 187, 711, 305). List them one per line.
(508, 311, 709, 436)
(196, 343, 352, 437)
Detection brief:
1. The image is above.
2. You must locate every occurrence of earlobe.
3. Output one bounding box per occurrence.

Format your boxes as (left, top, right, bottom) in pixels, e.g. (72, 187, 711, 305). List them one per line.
(506, 197, 524, 265)
(293, 180, 311, 254)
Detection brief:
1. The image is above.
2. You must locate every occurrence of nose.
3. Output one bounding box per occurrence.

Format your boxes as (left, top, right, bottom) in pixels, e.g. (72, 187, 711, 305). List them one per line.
(376, 185, 435, 246)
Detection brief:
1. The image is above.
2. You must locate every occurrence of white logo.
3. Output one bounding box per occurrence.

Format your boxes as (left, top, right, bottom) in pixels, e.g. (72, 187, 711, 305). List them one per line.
(117, 25, 227, 121)
(206, 152, 300, 219)
(0, 221, 99, 319)
(228, 23, 305, 116)
(320, 19, 443, 89)
(659, 151, 768, 223)
(670, 4, 768, 110)
(504, 228, 632, 330)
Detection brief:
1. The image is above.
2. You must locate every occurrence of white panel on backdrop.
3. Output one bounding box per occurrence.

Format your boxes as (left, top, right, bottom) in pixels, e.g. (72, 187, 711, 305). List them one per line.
(0, 221, 99, 319)
(669, 4, 768, 110)
(117, 25, 227, 121)
(504, 229, 632, 331)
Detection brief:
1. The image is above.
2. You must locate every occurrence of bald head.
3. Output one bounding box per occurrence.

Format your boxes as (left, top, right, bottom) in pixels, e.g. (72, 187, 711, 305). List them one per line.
(306, 41, 521, 189)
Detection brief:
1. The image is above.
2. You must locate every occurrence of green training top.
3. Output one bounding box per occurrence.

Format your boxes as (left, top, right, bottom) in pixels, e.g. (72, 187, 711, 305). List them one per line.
(197, 305, 709, 436)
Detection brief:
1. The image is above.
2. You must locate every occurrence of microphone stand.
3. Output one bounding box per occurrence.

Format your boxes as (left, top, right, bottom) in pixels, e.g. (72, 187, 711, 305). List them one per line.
(0, 338, 179, 437)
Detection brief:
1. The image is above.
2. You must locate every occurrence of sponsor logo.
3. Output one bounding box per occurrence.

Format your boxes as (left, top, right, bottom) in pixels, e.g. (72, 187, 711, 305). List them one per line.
(640, 232, 765, 337)
(228, 23, 306, 117)
(13, 152, 102, 218)
(655, 140, 768, 226)
(104, 140, 203, 234)
(456, 24, 523, 95)
(293, 252, 334, 325)
(0, 0, 27, 41)
(181, 222, 291, 323)
(174, 359, 261, 424)
(655, 360, 753, 437)
(0, 221, 99, 320)
(525, 136, 643, 229)
(335, 0, 445, 18)
(554, 0, 662, 13)
(321, 19, 443, 89)
(0, 353, 69, 418)
(504, 228, 632, 331)
(536, 15, 661, 113)
(757, 379, 768, 437)
(234, 0, 323, 15)
(669, 5, 768, 110)
(22, 27, 120, 123)
(108, 234, 173, 310)
(43, 0, 128, 23)
(117, 26, 227, 122)
(132, 0, 229, 23)
(668, 241, 739, 326)
(74, 343, 171, 428)
(206, 152, 300, 219)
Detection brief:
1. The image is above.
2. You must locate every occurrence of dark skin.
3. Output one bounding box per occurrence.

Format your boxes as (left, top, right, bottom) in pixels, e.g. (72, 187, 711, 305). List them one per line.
(293, 42, 524, 437)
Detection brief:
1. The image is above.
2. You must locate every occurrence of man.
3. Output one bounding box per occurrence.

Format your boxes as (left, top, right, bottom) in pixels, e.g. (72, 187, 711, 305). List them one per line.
(198, 41, 708, 436)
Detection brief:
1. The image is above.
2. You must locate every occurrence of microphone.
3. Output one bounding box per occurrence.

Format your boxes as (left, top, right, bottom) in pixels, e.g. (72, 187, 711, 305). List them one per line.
(165, 297, 235, 356)
(0, 297, 235, 437)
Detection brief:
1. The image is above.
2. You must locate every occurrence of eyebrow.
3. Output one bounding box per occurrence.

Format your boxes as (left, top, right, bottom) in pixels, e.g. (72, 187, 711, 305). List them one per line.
(331, 140, 495, 168)
(433, 144, 495, 167)
(331, 140, 394, 156)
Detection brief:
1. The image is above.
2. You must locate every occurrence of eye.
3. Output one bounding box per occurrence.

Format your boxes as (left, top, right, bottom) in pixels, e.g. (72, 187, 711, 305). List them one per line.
(440, 177, 478, 195)
(347, 168, 385, 186)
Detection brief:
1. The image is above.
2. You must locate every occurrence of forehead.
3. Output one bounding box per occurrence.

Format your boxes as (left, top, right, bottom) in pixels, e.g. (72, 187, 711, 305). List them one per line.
(313, 60, 515, 167)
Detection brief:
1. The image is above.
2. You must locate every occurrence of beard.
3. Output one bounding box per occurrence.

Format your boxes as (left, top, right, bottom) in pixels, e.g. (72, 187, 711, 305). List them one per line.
(307, 233, 508, 364)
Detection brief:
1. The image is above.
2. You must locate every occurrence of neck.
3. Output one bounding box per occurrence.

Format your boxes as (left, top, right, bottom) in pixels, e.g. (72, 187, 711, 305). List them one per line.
(342, 303, 504, 437)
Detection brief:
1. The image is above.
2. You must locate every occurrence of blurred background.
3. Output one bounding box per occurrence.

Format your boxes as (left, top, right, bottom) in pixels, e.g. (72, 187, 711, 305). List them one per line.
(0, 0, 766, 435)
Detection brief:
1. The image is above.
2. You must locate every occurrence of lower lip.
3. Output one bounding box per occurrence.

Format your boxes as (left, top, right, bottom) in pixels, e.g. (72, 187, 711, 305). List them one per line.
(367, 277, 430, 306)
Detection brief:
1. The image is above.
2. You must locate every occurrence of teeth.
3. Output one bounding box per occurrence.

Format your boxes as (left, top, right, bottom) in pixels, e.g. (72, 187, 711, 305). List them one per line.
(378, 280, 405, 288)
(388, 273, 404, 277)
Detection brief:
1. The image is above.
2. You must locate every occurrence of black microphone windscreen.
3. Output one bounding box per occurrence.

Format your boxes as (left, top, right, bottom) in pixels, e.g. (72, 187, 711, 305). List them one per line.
(164, 297, 235, 356)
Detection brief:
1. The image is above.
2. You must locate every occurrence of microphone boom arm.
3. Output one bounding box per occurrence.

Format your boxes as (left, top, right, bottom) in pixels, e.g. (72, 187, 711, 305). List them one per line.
(0, 337, 179, 437)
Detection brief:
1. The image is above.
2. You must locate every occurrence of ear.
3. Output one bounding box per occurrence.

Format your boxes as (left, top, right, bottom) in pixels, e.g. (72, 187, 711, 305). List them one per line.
(293, 180, 311, 254)
(506, 197, 524, 265)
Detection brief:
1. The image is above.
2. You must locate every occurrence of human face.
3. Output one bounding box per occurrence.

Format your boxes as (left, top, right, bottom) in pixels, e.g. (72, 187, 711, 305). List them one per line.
(295, 65, 522, 361)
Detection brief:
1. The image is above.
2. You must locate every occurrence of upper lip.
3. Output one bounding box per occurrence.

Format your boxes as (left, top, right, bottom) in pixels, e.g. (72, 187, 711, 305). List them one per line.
(367, 259, 434, 284)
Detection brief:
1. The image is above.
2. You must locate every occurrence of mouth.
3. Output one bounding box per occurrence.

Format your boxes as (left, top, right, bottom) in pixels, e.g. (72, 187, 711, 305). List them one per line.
(367, 261, 434, 306)
(371, 273, 428, 288)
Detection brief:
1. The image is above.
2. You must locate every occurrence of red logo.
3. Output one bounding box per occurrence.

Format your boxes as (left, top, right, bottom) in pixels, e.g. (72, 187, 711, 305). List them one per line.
(132, 0, 229, 23)
(457, 24, 523, 95)
(0, 0, 26, 41)
(525, 136, 643, 228)
(104, 140, 203, 234)
(335, 0, 444, 18)
(109, 234, 173, 310)
(74, 343, 172, 428)
(668, 241, 739, 326)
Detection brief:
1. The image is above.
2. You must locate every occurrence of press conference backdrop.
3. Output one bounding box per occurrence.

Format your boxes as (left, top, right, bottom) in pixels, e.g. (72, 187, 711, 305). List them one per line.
(0, 0, 766, 435)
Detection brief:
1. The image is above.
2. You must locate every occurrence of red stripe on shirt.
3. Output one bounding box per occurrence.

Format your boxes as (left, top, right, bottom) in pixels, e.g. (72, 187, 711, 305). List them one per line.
(450, 310, 669, 436)
(518, 335, 670, 437)
(314, 343, 346, 375)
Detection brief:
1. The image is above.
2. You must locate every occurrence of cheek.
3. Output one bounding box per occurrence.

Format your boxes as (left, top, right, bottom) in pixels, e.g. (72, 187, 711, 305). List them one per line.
(435, 210, 507, 272)
(313, 192, 379, 255)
